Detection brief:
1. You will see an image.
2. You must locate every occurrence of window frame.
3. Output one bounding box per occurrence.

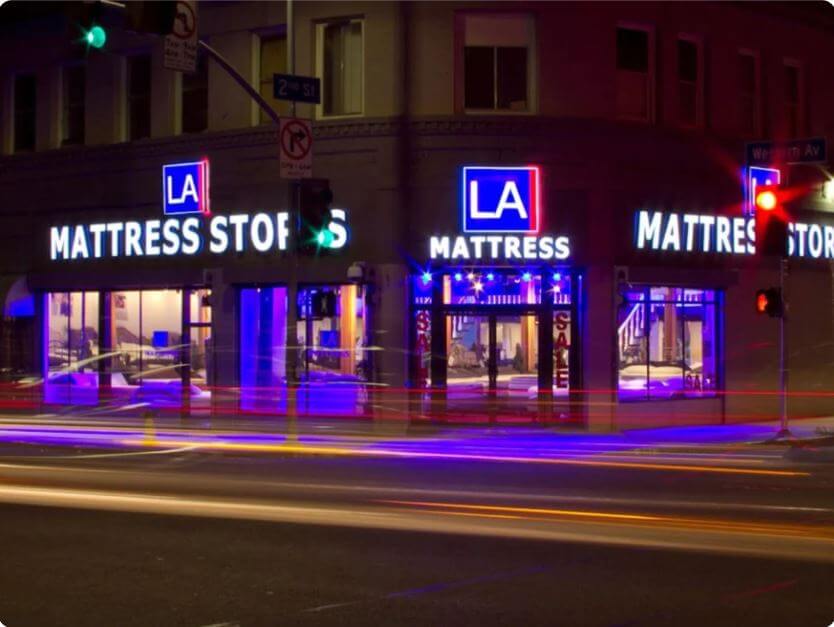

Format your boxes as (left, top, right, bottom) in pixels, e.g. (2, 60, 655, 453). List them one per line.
(13, 73, 37, 153)
(126, 53, 152, 141)
(459, 12, 538, 116)
(315, 17, 365, 120)
(180, 54, 209, 134)
(256, 29, 289, 124)
(617, 285, 722, 403)
(783, 58, 804, 138)
(61, 63, 86, 147)
(676, 34, 704, 129)
(738, 48, 762, 137)
(615, 23, 656, 124)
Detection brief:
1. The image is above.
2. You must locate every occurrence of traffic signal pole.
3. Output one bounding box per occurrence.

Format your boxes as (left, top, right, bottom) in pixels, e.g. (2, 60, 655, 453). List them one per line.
(284, 0, 300, 440)
(777, 257, 790, 438)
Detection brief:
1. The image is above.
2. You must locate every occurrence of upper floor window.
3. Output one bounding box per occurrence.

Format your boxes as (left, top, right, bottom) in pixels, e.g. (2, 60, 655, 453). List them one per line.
(784, 61, 803, 138)
(738, 50, 761, 137)
(13, 74, 36, 152)
(677, 37, 702, 127)
(181, 55, 208, 133)
(317, 19, 363, 117)
(62, 65, 85, 146)
(258, 34, 289, 123)
(127, 55, 151, 141)
(616, 26, 654, 122)
(462, 14, 534, 113)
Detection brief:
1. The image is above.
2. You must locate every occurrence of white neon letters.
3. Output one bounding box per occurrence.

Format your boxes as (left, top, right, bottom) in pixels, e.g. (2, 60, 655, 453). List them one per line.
(634, 210, 834, 260)
(166, 173, 199, 206)
(429, 235, 571, 261)
(470, 180, 529, 220)
(50, 212, 293, 261)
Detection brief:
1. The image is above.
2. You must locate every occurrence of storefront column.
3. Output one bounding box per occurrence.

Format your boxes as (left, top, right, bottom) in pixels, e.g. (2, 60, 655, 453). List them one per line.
(209, 270, 236, 418)
(372, 263, 409, 432)
(584, 265, 616, 431)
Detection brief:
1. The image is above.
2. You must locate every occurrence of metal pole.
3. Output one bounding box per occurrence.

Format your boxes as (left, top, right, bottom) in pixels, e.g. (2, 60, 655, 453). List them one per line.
(284, 0, 299, 440)
(778, 256, 789, 437)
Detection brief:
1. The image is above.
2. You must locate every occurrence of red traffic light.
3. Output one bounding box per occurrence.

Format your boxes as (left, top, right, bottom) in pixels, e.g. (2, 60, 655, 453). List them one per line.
(756, 291, 768, 314)
(755, 288, 782, 317)
(754, 186, 779, 212)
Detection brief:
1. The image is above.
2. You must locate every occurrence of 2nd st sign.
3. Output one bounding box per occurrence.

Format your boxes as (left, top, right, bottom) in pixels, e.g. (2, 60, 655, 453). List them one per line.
(273, 73, 321, 105)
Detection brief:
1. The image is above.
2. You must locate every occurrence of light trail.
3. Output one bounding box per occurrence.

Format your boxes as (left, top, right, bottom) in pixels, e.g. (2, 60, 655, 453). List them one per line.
(379, 500, 834, 540)
(119, 437, 810, 477)
(0, 484, 831, 564)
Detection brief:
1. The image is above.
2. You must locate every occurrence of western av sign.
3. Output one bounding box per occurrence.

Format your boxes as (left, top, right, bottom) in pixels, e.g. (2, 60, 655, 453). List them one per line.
(746, 137, 827, 165)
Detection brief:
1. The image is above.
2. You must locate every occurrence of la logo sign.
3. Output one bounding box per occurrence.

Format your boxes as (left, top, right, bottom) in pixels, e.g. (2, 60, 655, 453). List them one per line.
(462, 166, 540, 233)
(163, 159, 210, 215)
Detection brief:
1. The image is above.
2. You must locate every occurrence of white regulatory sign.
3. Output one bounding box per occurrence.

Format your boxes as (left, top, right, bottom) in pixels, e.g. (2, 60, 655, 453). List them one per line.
(279, 117, 313, 179)
(164, 0, 198, 73)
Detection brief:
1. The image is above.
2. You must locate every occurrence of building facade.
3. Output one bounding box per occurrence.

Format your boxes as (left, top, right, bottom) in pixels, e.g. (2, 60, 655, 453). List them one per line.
(1, 1, 833, 429)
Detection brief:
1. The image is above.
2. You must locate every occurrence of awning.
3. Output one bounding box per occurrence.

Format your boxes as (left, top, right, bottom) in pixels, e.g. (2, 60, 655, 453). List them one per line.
(1, 276, 34, 317)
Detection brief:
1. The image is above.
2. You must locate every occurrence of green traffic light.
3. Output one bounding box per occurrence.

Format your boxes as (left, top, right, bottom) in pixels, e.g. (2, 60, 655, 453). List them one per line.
(84, 25, 107, 49)
(315, 229, 334, 248)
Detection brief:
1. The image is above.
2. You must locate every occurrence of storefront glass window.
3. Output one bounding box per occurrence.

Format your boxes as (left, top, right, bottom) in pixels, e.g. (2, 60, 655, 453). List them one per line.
(44, 291, 99, 404)
(296, 285, 368, 416)
(239, 287, 288, 411)
(140, 290, 182, 382)
(239, 285, 367, 416)
(618, 286, 718, 401)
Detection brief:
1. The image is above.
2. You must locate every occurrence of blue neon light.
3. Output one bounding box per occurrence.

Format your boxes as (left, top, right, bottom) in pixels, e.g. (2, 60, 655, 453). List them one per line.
(421, 271, 432, 284)
(162, 159, 210, 215)
(461, 166, 541, 233)
(454, 272, 463, 281)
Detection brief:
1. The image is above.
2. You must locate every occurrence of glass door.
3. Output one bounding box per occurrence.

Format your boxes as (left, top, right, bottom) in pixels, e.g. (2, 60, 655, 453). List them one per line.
(445, 312, 490, 411)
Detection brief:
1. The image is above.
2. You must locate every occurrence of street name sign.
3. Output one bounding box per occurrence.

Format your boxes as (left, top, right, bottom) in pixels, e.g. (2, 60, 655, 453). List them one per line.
(273, 73, 321, 105)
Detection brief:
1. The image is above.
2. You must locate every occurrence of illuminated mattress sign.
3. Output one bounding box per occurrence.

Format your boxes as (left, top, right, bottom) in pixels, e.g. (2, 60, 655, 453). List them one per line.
(634, 210, 834, 259)
(50, 157, 348, 261)
(49, 209, 349, 261)
(430, 165, 571, 261)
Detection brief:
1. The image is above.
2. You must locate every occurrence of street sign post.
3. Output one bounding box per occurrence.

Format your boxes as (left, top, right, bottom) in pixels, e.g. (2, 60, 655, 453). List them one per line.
(279, 118, 313, 179)
(273, 73, 321, 105)
(164, 0, 198, 73)
(746, 137, 827, 166)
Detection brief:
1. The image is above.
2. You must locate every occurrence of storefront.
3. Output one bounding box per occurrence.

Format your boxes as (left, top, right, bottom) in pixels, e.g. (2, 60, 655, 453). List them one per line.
(35, 158, 370, 417)
(18, 154, 834, 430)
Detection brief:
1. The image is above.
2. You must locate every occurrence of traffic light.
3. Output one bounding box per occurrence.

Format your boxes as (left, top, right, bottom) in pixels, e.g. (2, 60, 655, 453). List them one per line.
(755, 288, 782, 318)
(72, 2, 107, 52)
(754, 185, 789, 258)
(297, 179, 334, 253)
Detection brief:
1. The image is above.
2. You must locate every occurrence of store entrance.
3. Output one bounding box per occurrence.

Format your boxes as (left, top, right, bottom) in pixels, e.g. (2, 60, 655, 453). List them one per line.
(438, 307, 574, 423)
(445, 311, 538, 403)
(412, 269, 581, 425)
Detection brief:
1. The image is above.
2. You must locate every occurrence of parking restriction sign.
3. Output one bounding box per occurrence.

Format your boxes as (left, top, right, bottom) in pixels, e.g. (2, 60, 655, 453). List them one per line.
(279, 118, 313, 179)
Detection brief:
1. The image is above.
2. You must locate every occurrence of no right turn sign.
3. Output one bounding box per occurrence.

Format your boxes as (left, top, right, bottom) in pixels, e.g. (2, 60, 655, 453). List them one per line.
(279, 118, 313, 179)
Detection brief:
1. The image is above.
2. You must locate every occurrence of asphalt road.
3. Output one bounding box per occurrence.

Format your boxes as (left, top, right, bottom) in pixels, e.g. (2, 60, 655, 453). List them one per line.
(0, 430, 832, 626)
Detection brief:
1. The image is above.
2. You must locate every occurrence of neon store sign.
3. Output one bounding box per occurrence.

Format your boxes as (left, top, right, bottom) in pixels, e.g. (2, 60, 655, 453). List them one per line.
(635, 210, 834, 260)
(49, 159, 348, 261)
(429, 166, 571, 261)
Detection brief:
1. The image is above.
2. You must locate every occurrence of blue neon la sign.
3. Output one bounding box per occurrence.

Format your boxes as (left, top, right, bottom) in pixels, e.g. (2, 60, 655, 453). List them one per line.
(162, 159, 210, 215)
(462, 166, 541, 233)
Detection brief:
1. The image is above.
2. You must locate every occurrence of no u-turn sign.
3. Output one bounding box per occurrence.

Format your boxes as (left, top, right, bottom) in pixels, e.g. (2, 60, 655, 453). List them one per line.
(279, 118, 313, 179)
